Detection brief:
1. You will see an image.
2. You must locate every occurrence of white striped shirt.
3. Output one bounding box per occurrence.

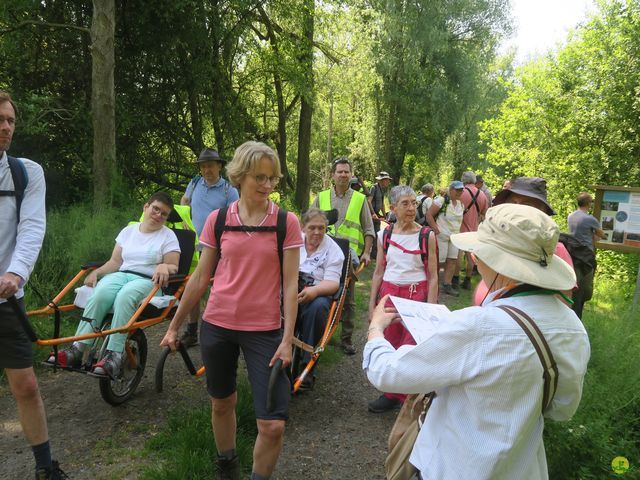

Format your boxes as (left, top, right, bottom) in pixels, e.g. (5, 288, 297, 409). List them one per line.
(363, 292, 590, 479)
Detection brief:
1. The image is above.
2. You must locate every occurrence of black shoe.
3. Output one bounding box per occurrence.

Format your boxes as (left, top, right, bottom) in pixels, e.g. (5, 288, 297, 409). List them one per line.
(442, 284, 459, 297)
(451, 275, 460, 287)
(461, 277, 471, 290)
(341, 341, 357, 355)
(298, 375, 315, 391)
(179, 329, 198, 348)
(35, 461, 69, 480)
(368, 395, 401, 413)
(216, 455, 240, 480)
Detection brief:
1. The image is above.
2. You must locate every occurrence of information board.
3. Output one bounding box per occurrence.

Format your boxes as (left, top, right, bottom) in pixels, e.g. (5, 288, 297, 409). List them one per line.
(593, 185, 640, 254)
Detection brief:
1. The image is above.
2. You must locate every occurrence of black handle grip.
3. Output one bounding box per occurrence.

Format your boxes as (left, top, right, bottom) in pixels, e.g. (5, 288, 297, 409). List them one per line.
(266, 358, 283, 414)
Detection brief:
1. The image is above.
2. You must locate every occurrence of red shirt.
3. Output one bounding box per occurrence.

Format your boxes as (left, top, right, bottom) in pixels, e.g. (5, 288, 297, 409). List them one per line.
(460, 184, 489, 233)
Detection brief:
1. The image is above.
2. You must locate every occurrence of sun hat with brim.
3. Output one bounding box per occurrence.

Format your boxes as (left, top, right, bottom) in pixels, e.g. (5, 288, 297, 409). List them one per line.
(375, 171, 392, 181)
(493, 176, 556, 216)
(197, 148, 226, 164)
(450, 203, 576, 291)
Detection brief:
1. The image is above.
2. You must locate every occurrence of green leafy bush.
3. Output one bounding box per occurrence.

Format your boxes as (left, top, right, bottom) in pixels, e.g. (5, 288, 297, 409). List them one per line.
(545, 278, 640, 479)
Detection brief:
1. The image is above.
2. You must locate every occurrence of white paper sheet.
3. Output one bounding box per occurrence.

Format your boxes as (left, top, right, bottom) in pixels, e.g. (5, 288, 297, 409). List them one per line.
(389, 296, 452, 344)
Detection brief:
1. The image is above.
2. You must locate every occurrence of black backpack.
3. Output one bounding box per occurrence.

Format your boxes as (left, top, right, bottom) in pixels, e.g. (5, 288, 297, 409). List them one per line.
(214, 205, 288, 281)
(415, 196, 429, 225)
(0, 156, 29, 223)
(558, 233, 596, 271)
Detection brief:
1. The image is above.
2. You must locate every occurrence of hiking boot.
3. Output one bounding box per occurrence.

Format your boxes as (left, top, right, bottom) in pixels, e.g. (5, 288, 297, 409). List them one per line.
(92, 350, 124, 379)
(451, 275, 460, 287)
(45, 344, 82, 368)
(368, 395, 401, 413)
(216, 455, 240, 480)
(35, 460, 69, 480)
(298, 374, 315, 391)
(461, 277, 471, 290)
(179, 329, 198, 348)
(442, 284, 459, 296)
(340, 341, 357, 355)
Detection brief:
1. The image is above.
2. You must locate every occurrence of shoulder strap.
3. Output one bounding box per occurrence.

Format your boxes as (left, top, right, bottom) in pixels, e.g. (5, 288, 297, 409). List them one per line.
(418, 226, 435, 270)
(275, 207, 287, 272)
(463, 187, 481, 215)
(497, 305, 559, 414)
(214, 205, 287, 284)
(382, 223, 394, 257)
(214, 205, 229, 256)
(1, 156, 29, 223)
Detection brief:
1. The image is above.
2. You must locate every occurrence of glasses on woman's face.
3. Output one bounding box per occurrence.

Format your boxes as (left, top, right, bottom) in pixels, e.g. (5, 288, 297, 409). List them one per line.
(149, 204, 170, 219)
(252, 174, 280, 186)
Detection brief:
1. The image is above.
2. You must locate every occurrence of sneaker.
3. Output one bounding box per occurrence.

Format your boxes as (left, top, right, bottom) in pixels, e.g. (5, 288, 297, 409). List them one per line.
(368, 395, 401, 413)
(35, 460, 69, 480)
(45, 345, 82, 368)
(442, 284, 459, 297)
(179, 329, 198, 348)
(92, 350, 124, 379)
(461, 277, 471, 290)
(216, 455, 240, 480)
(340, 341, 357, 355)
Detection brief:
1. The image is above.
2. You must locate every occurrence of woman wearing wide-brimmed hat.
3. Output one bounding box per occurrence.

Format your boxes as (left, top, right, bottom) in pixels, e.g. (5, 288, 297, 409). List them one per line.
(363, 203, 590, 480)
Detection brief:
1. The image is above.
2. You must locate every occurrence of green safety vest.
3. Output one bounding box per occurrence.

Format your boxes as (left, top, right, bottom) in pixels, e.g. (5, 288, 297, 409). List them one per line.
(133, 204, 200, 273)
(318, 189, 366, 255)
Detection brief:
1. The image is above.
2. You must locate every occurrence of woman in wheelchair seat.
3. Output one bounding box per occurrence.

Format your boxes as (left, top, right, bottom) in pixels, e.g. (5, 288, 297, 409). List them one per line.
(296, 208, 345, 389)
(47, 192, 180, 378)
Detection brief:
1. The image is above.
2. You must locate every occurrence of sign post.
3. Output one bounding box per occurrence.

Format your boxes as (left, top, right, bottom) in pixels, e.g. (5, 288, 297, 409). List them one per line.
(592, 185, 640, 307)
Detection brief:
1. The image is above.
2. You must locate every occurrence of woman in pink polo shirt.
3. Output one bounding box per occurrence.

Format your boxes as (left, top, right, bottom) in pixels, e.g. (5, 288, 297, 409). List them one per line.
(162, 141, 302, 480)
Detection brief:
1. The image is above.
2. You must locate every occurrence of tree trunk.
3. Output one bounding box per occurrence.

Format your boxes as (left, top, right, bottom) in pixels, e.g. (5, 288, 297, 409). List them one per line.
(327, 93, 333, 164)
(91, 0, 116, 209)
(294, 0, 315, 211)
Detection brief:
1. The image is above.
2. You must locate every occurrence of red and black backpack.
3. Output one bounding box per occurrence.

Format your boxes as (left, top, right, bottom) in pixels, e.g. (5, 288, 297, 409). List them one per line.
(381, 223, 438, 274)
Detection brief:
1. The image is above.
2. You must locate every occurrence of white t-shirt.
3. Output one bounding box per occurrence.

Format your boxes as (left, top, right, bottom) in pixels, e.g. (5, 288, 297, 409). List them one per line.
(434, 196, 464, 237)
(116, 224, 181, 277)
(377, 229, 427, 283)
(299, 234, 345, 285)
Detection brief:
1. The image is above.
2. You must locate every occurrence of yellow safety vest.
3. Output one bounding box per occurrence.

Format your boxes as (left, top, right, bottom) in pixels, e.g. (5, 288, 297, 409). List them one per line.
(318, 189, 366, 255)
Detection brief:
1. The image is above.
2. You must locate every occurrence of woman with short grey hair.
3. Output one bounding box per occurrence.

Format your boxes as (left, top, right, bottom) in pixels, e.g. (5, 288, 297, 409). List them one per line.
(367, 185, 438, 413)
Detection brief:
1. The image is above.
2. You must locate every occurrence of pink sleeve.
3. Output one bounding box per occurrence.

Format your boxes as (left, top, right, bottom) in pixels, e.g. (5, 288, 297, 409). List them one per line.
(283, 211, 303, 249)
(554, 242, 574, 268)
(199, 209, 220, 248)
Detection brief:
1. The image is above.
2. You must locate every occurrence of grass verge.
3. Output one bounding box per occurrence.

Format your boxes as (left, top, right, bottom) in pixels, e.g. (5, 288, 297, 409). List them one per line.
(141, 381, 257, 479)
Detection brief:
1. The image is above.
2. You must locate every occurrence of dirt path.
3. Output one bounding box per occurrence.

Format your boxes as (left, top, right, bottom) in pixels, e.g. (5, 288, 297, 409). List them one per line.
(0, 272, 437, 479)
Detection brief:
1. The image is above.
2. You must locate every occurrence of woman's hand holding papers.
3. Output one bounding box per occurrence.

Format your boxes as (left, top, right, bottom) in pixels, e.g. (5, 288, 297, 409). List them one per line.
(367, 294, 402, 341)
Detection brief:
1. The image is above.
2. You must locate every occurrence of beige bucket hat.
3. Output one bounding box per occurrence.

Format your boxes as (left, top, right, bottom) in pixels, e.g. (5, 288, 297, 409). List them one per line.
(451, 203, 576, 290)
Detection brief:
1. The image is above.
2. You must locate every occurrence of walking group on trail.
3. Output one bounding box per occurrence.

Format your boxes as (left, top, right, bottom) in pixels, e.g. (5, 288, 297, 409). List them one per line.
(2, 88, 598, 479)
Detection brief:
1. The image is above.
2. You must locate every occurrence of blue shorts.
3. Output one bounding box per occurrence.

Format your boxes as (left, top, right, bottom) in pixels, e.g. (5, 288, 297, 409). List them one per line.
(200, 321, 290, 420)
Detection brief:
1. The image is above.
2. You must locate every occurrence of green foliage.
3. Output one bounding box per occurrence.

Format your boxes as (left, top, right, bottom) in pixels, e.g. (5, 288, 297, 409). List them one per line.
(480, 0, 640, 222)
(544, 277, 640, 479)
(141, 381, 257, 479)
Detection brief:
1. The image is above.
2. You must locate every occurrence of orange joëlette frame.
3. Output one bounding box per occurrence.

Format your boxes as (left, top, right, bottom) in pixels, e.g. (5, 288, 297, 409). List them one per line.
(291, 260, 365, 393)
(27, 266, 189, 347)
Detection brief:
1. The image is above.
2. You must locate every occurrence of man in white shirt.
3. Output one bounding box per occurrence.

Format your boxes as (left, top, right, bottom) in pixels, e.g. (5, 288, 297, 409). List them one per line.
(0, 91, 65, 479)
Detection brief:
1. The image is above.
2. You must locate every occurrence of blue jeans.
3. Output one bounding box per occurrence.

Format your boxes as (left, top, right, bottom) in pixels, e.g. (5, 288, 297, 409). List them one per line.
(75, 272, 156, 353)
(296, 295, 331, 364)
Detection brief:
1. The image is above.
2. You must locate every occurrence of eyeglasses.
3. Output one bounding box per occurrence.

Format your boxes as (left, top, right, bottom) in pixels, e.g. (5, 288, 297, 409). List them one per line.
(149, 204, 170, 219)
(252, 174, 280, 186)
